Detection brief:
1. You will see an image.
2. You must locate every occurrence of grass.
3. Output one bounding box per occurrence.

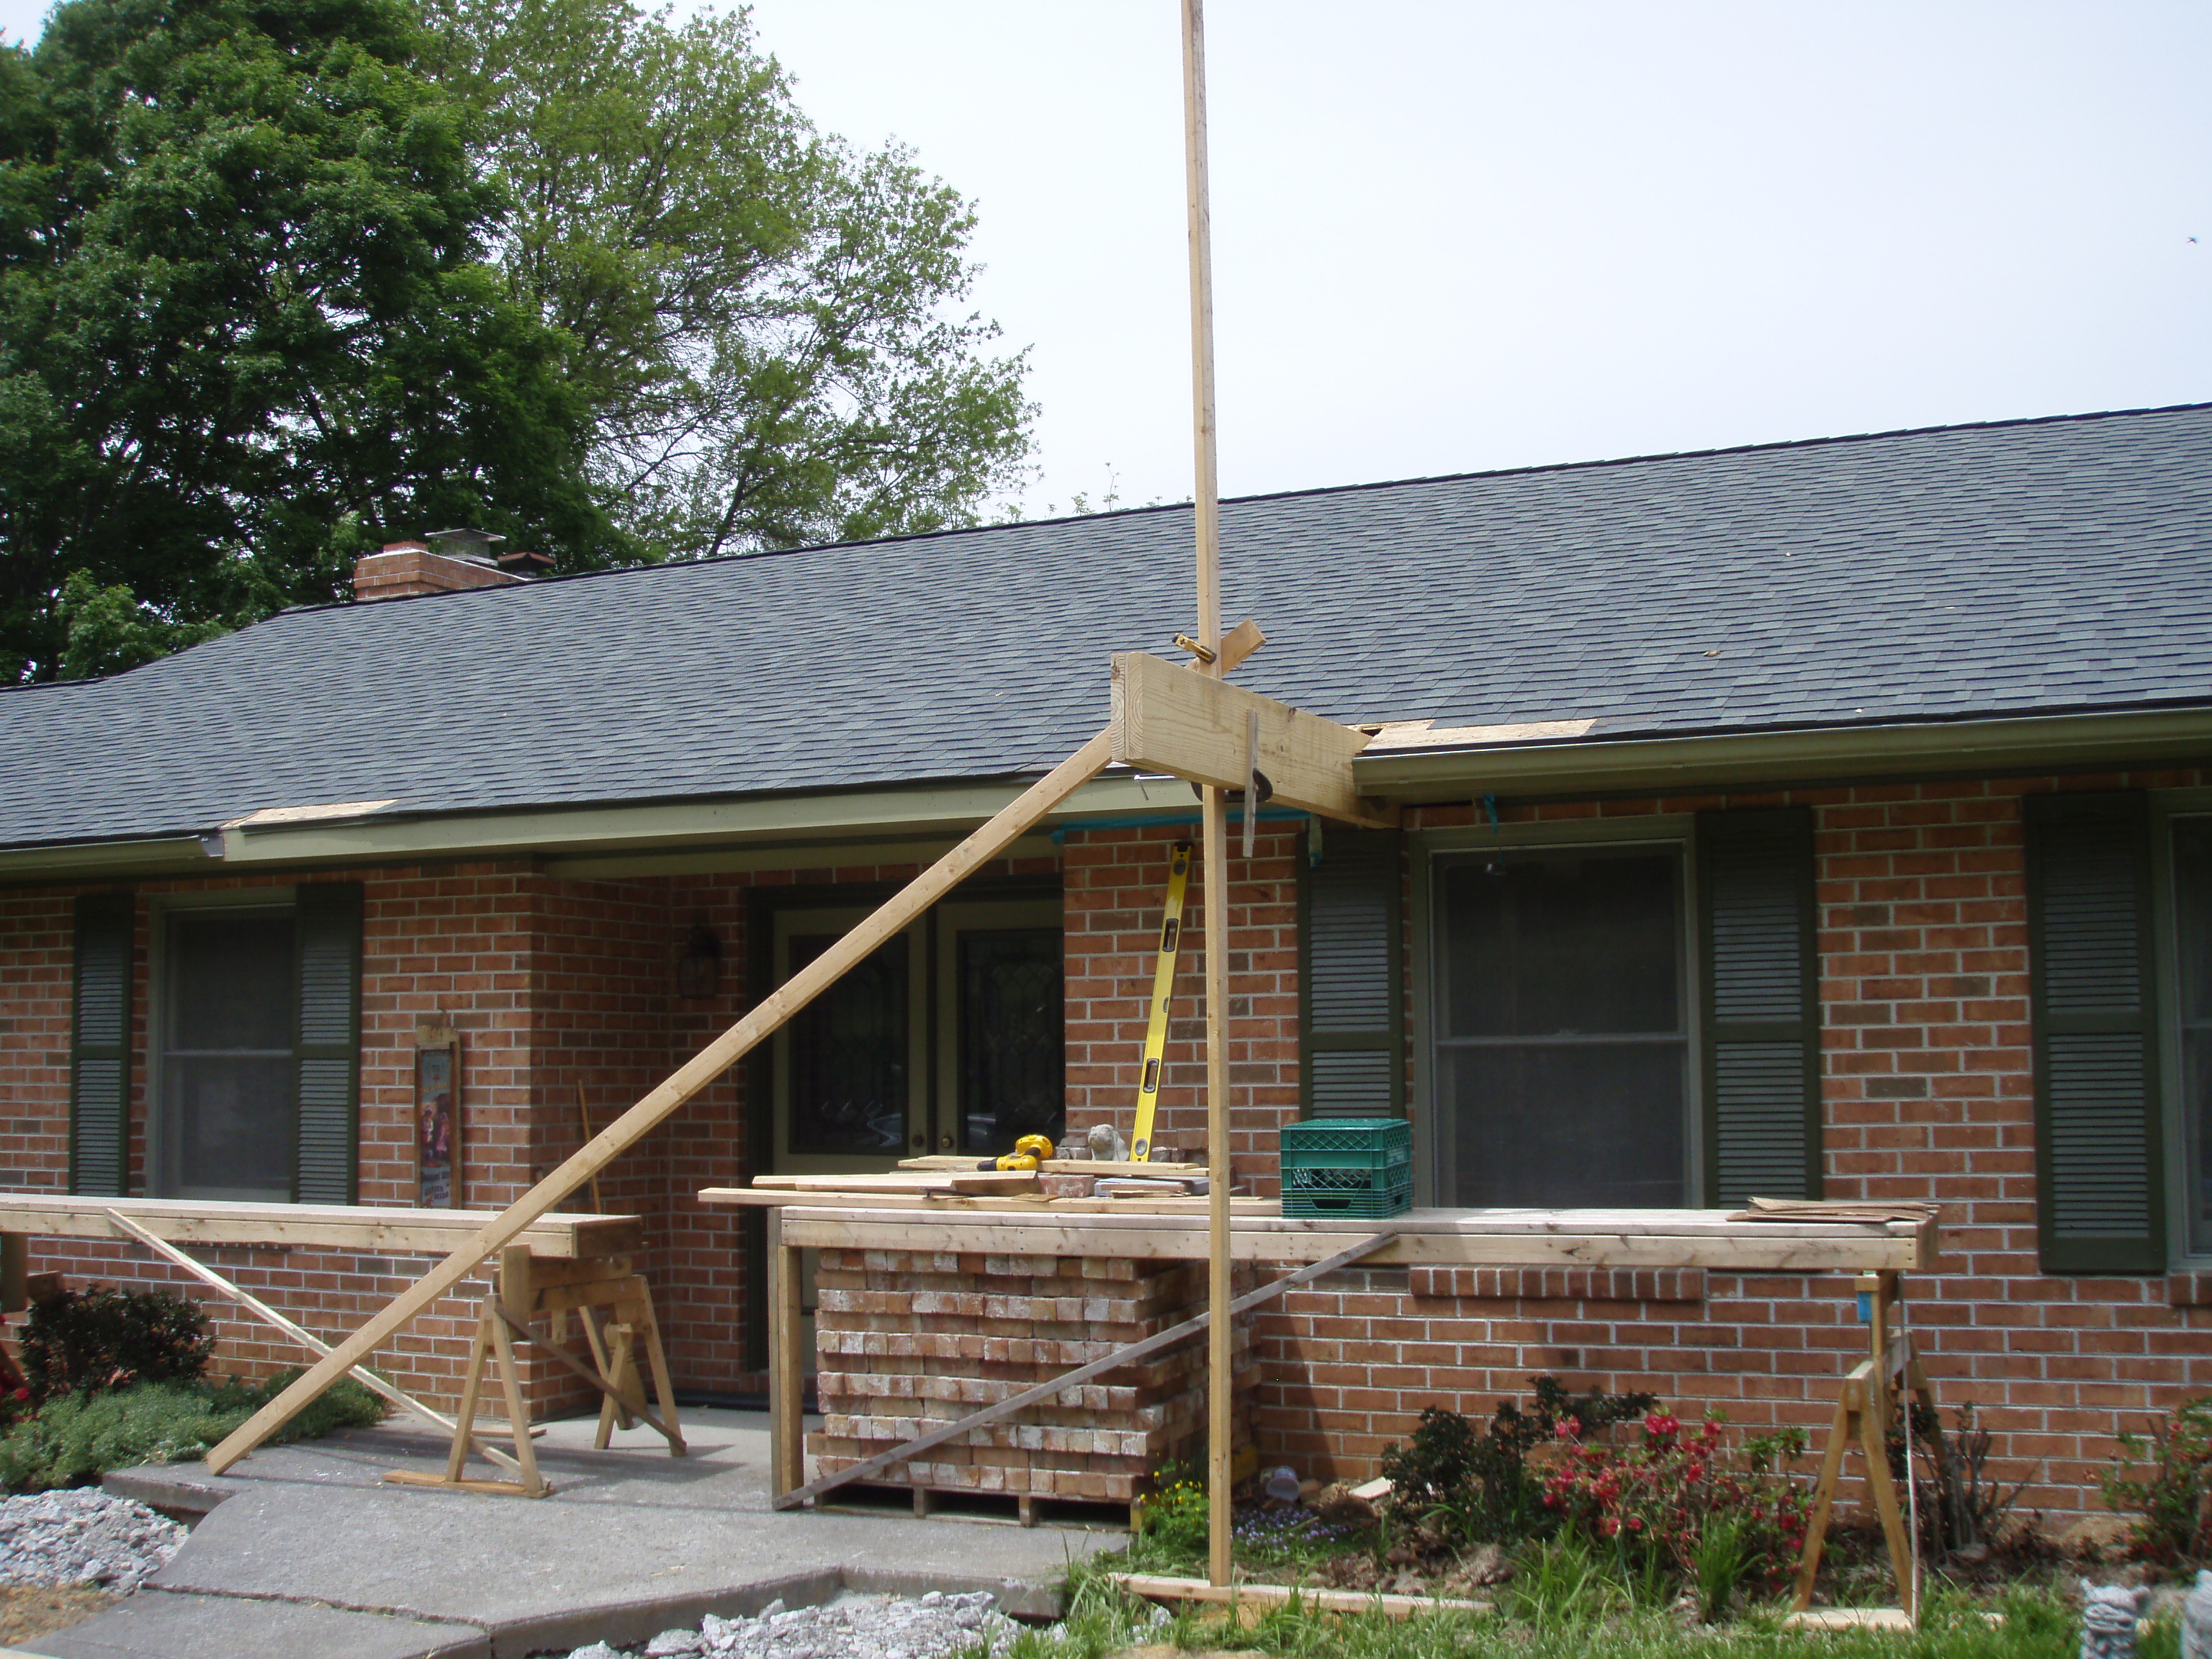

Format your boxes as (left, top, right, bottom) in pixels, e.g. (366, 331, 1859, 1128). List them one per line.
(0, 1368, 385, 1493)
(993, 1552, 2185, 1659)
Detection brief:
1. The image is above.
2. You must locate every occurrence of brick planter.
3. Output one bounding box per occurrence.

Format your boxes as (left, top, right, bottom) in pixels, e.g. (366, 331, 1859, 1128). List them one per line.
(807, 1248, 1256, 1503)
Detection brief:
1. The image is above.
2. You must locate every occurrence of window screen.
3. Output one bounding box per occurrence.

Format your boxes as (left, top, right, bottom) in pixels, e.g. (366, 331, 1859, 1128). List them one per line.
(160, 910, 296, 1201)
(1435, 849, 1688, 1207)
(2177, 819, 2212, 1256)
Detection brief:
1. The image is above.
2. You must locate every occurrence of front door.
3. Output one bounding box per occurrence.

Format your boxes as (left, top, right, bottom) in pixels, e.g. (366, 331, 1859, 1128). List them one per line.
(767, 896, 1064, 1367)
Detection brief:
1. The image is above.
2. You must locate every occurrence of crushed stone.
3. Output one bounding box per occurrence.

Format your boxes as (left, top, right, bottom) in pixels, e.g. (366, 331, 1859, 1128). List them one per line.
(0, 1490, 186, 1593)
(563, 1589, 1020, 1659)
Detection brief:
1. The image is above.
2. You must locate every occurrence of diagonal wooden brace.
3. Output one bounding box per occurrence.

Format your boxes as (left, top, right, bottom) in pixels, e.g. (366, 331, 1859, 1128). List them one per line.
(206, 629, 1265, 1476)
(774, 1228, 1393, 1511)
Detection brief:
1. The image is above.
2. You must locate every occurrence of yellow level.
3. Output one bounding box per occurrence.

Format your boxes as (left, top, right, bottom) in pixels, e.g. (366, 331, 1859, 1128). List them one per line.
(1130, 841, 1192, 1161)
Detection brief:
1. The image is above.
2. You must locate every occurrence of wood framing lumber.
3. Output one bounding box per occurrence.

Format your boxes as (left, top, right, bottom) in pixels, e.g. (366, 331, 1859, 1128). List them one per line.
(204, 727, 1120, 1474)
(773, 1229, 1392, 1511)
(1110, 650, 1394, 829)
(702, 1189, 1273, 1215)
(494, 1307, 682, 1450)
(749, 1205, 1936, 1272)
(1112, 1575, 1490, 1619)
(99, 1210, 528, 1478)
(750, 1171, 1040, 1195)
(0, 1195, 639, 1258)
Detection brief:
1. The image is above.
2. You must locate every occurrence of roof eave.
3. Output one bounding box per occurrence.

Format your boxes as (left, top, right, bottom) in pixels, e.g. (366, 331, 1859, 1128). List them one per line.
(1354, 703, 2212, 801)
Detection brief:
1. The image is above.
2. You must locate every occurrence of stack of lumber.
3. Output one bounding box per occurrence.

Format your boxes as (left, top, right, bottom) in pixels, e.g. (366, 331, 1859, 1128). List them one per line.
(806, 1248, 1257, 1505)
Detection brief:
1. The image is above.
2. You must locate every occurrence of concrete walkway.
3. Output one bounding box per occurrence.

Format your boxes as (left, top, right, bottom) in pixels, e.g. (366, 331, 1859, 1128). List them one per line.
(31, 1411, 1116, 1659)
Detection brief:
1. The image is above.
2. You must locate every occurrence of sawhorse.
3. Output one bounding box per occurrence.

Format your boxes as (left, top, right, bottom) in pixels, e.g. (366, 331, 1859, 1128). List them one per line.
(385, 1246, 686, 1498)
(1789, 1269, 1946, 1622)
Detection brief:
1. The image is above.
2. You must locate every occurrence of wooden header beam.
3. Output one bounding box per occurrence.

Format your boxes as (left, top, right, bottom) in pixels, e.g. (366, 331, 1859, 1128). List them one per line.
(1110, 650, 1396, 829)
(0, 1195, 639, 1259)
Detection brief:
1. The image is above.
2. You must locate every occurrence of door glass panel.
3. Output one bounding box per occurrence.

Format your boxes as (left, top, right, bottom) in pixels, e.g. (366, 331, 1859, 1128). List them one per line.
(957, 927, 1064, 1155)
(1434, 850, 1688, 1208)
(163, 911, 295, 1200)
(786, 932, 910, 1156)
(2175, 820, 2212, 1253)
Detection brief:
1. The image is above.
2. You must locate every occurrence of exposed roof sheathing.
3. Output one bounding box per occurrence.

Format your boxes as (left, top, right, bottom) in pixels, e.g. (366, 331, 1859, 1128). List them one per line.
(1, 403, 2208, 850)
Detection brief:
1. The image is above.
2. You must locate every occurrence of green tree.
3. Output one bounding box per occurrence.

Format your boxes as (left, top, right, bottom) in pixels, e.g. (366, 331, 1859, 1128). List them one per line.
(423, 0, 1034, 559)
(0, 0, 616, 680)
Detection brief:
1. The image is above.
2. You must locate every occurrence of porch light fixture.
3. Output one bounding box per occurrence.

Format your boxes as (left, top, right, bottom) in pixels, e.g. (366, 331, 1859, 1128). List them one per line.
(675, 923, 721, 999)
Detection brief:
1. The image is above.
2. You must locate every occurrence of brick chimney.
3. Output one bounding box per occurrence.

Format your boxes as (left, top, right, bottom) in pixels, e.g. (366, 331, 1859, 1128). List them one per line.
(352, 529, 531, 602)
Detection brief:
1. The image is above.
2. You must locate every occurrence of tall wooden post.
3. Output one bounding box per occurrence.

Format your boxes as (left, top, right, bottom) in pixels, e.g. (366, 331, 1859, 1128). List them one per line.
(1179, 0, 1233, 1591)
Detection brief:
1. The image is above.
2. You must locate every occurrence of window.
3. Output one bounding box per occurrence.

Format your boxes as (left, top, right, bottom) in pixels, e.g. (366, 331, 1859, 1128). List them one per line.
(2175, 818, 2212, 1256)
(1433, 848, 1690, 1208)
(160, 909, 297, 1200)
(139, 886, 363, 1205)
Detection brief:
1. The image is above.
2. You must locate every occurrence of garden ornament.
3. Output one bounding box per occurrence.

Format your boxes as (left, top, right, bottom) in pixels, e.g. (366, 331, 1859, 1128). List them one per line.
(2183, 1570, 2212, 1659)
(2080, 1582, 2145, 1659)
(1087, 1123, 1128, 1162)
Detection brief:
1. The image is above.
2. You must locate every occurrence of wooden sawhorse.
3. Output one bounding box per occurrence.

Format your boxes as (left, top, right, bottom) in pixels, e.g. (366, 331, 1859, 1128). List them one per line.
(1789, 1269, 1946, 1623)
(386, 1246, 686, 1498)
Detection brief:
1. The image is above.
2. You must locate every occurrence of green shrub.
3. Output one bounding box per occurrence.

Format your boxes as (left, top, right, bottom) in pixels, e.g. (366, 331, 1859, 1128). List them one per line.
(1138, 1475, 1211, 1564)
(0, 1369, 385, 1493)
(2103, 1395, 2212, 1565)
(19, 1287, 214, 1401)
(1380, 1376, 1658, 1547)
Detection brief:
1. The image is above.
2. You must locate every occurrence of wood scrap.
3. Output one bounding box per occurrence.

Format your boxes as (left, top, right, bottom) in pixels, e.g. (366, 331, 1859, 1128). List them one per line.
(1732, 1197, 1941, 1226)
(750, 1171, 1040, 1195)
(1112, 1575, 1488, 1619)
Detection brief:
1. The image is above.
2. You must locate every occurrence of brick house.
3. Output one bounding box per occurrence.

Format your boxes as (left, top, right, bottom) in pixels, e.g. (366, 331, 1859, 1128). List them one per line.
(1, 405, 2208, 1516)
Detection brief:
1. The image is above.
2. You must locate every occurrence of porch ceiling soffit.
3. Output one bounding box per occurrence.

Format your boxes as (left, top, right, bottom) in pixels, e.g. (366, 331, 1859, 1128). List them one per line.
(1353, 703, 2212, 801)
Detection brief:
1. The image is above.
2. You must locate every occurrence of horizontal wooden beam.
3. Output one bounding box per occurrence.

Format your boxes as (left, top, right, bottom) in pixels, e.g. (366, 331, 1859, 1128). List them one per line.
(760, 1205, 1935, 1272)
(1109, 650, 1394, 828)
(1113, 1575, 1491, 1619)
(0, 1196, 639, 1259)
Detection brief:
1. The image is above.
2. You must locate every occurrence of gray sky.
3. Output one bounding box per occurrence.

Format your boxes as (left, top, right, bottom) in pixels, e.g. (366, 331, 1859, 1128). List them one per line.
(7, 0, 2208, 520)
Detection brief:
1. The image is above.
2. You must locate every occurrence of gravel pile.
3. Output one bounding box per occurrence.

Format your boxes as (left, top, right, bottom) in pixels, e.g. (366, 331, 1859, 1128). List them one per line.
(0, 1490, 186, 1593)
(561, 1590, 1021, 1659)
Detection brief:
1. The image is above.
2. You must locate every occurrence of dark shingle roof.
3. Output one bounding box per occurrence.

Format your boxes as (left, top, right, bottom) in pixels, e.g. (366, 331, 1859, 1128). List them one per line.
(3, 403, 2209, 849)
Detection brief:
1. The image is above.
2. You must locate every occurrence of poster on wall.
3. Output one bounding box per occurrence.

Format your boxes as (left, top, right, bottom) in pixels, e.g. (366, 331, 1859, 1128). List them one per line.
(414, 1020, 462, 1208)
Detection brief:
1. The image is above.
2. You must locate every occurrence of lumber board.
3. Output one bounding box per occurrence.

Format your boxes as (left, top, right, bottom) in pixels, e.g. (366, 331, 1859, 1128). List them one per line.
(699, 1187, 1272, 1215)
(204, 725, 1120, 1475)
(767, 1207, 1931, 1272)
(1113, 1575, 1490, 1619)
(1110, 650, 1393, 829)
(750, 1171, 1040, 1195)
(0, 1195, 639, 1259)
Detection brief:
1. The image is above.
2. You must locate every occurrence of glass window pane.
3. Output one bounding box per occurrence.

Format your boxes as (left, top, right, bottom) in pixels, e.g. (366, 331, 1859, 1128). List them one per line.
(958, 927, 1064, 1155)
(786, 933, 909, 1156)
(1440, 854, 1680, 1038)
(1434, 847, 1688, 1208)
(165, 1056, 294, 1195)
(2175, 820, 2212, 1250)
(168, 914, 294, 1051)
(162, 909, 296, 1200)
(1444, 1042, 1687, 1208)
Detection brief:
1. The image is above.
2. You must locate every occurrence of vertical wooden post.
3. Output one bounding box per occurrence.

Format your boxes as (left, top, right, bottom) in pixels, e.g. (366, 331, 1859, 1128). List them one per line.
(768, 1209, 804, 1500)
(1180, 0, 1233, 1591)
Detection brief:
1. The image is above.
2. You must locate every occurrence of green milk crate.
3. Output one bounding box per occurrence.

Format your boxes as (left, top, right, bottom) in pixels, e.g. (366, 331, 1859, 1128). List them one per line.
(1279, 1117, 1413, 1218)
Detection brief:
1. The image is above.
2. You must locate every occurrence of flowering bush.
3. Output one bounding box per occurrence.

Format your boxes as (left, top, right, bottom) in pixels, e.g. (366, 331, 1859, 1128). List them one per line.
(1541, 1411, 1809, 1603)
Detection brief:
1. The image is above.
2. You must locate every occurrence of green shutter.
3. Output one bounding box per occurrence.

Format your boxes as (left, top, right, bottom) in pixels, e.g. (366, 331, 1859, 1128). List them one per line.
(69, 893, 133, 1196)
(2024, 792, 2165, 1274)
(1299, 824, 1403, 1118)
(293, 884, 363, 1204)
(1698, 808, 1822, 1205)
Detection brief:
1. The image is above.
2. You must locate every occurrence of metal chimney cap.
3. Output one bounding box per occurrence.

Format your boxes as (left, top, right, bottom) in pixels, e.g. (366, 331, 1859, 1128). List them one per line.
(423, 528, 506, 566)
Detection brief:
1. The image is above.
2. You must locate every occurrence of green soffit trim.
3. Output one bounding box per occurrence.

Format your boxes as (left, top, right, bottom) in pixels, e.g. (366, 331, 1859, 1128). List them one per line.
(1353, 704, 2212, 801)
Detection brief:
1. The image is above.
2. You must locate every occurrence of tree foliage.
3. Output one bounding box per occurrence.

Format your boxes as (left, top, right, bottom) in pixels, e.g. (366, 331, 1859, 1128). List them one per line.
(1, 0, 1033, 681)
(423, 0, 1033, 559)
(0, 0, 616, 680)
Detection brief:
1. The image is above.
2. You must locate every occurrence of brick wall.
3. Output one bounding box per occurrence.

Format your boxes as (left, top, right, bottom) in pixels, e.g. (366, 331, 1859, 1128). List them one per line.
(1055, 778, 2212, 1516)
(1061, 821, 1303, 1182)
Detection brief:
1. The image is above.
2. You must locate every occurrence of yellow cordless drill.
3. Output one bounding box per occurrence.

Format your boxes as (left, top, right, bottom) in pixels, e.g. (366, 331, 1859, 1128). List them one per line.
(990, 1133, 1056, 1172)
